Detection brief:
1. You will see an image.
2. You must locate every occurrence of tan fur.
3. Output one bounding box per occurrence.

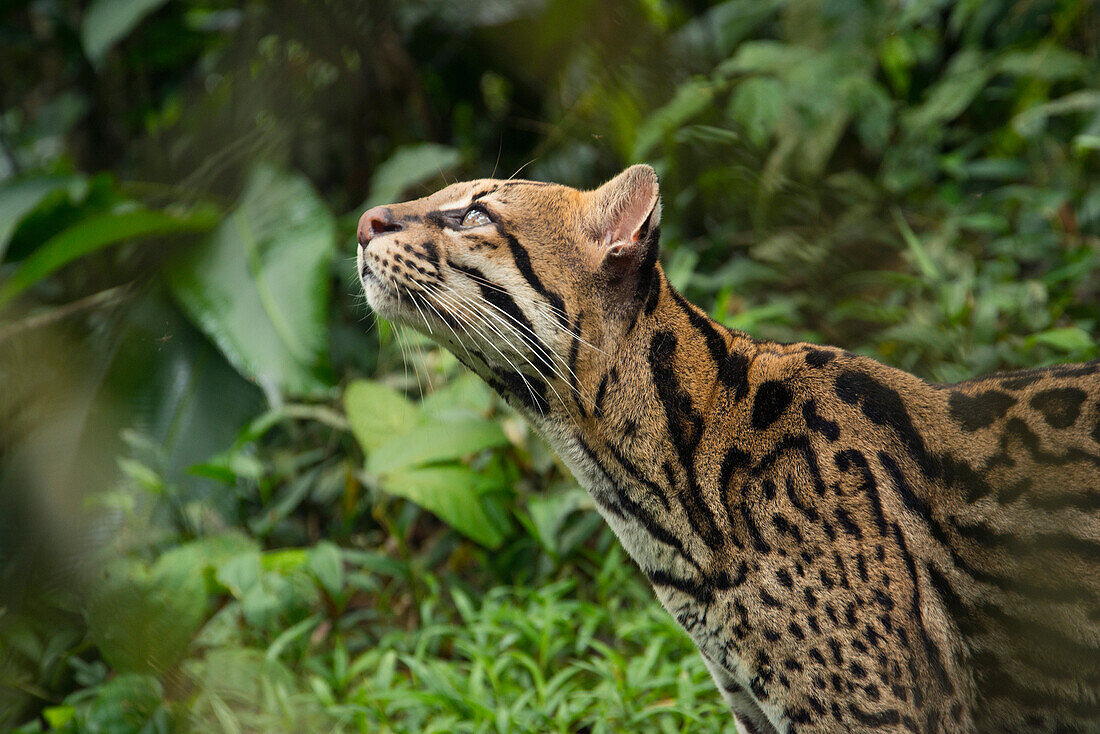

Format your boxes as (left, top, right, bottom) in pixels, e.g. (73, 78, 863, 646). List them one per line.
(358, 167, 1100, 733)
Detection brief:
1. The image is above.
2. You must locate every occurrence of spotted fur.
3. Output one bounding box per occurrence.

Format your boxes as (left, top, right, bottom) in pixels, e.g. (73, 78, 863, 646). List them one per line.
(356, 165, 1100, 733)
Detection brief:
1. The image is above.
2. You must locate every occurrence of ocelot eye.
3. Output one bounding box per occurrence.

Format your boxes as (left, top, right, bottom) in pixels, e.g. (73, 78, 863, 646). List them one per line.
(461, 208, 491, 227)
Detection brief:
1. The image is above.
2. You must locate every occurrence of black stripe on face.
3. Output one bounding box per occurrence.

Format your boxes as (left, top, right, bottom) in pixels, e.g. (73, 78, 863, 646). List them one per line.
(499, 229, 570, 331)
(490, 367, 549, 414)
(447, 259, 559, 379)
(567, 312, 586, 416)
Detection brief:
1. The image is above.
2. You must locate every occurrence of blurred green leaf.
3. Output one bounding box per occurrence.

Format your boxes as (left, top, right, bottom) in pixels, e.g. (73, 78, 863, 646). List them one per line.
(367, 417, 508, 475)
(344, 379, 419, 453)
(86, 548, 207, 674)
(727, 77, 785, 148)
(0, 176, 78, 265)
(364, 143, 461, 209)
(997, 44, 1087, 82)
(892, 207, 940, 282)
(0, 206, 216, 309)
(82, 0, 172, 66)
(718, 40, 814, 75)
(168, 165, 336, 397)
(1026, 327, 1097, 354)
(1012, 91, 1100, 139)
(904, 50, 992, 130)
(418, 372, 495, 420)
(380, 466, 508, 548)
(632, 79, 716, 160)
(306, 541, 344, 600)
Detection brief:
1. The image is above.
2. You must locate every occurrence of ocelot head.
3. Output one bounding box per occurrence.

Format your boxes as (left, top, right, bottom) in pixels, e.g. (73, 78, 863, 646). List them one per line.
(356, 165, 662, 418)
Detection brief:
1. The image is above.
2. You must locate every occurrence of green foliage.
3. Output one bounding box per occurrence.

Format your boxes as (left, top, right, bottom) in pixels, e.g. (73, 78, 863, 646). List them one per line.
(168, 165, 337, 398)
(1, 0, 1098, 731)
(346, 376, 514, 548)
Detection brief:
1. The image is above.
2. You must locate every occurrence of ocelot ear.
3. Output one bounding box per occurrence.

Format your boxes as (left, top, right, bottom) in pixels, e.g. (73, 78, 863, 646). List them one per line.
(587, 164, 662, 275)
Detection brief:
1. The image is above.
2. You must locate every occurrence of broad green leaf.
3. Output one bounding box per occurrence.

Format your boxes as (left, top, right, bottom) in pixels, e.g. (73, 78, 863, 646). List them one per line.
(344, 379, 419, 453)
(306, 541, 344, 599)
(380, 466, 508, 548)
(364, 143, 461, 209)
(169, 165, 336, 397)
(726, 77, 785, 148)
(904, 50, 992, 130)
(1026, 327, 1097, 354)
(0, 206, 216, 309)
(0, 176, 77, 264)
(82, 0, 171, 66)
(367, 417, 508, 475)
(632, 78, 716, 160)
(417, 372, 495, 420)
(86, 549, 207, 674)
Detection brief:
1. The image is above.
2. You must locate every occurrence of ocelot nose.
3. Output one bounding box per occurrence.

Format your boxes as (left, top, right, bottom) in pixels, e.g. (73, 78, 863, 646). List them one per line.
(357, 206, 403, 245)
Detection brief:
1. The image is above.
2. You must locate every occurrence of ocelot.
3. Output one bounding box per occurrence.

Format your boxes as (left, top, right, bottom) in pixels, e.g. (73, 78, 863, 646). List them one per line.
(356, 164, 1100, 733)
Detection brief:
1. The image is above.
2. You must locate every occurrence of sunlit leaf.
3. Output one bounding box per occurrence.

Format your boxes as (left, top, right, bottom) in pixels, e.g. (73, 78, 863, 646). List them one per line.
(363, 143, 461, 209)
(380, 465, 508, 548)
(1026, 327, 1097, 355)
(343, 379, 419, 453)
(417, 372, 495, 421)
(168, 165, 337, 397)
(0, 206, 216, 309)
(82, 0, 172, 66)
(367, 417, 508, 475)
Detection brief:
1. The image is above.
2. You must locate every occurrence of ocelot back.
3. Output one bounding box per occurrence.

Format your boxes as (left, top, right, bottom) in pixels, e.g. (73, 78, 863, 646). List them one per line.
(355, 165, 1100, 733)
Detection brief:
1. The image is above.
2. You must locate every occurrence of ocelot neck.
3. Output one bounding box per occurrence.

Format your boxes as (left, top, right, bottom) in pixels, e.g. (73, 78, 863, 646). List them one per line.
(573, 268, 761, 482)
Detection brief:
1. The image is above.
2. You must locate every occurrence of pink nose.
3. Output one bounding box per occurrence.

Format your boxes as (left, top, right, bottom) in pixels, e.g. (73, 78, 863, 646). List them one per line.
(357, 206, 402, 245)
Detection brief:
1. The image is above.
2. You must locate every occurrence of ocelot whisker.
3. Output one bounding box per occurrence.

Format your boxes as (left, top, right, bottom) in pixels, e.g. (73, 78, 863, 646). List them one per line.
(427, 285, 546, 416)
(453, 290, 579, 415)
(452, 268, 606, 356)
(426, 280, 574, 414)
(448, 278, 589, 407)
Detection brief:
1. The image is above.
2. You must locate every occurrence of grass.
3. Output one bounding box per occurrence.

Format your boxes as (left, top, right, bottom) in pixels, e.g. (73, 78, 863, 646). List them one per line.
(15, 532, 731, 733)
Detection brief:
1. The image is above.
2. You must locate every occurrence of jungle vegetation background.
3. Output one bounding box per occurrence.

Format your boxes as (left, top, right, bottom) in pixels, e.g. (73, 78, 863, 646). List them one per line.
(1, 0, 1098, 731)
